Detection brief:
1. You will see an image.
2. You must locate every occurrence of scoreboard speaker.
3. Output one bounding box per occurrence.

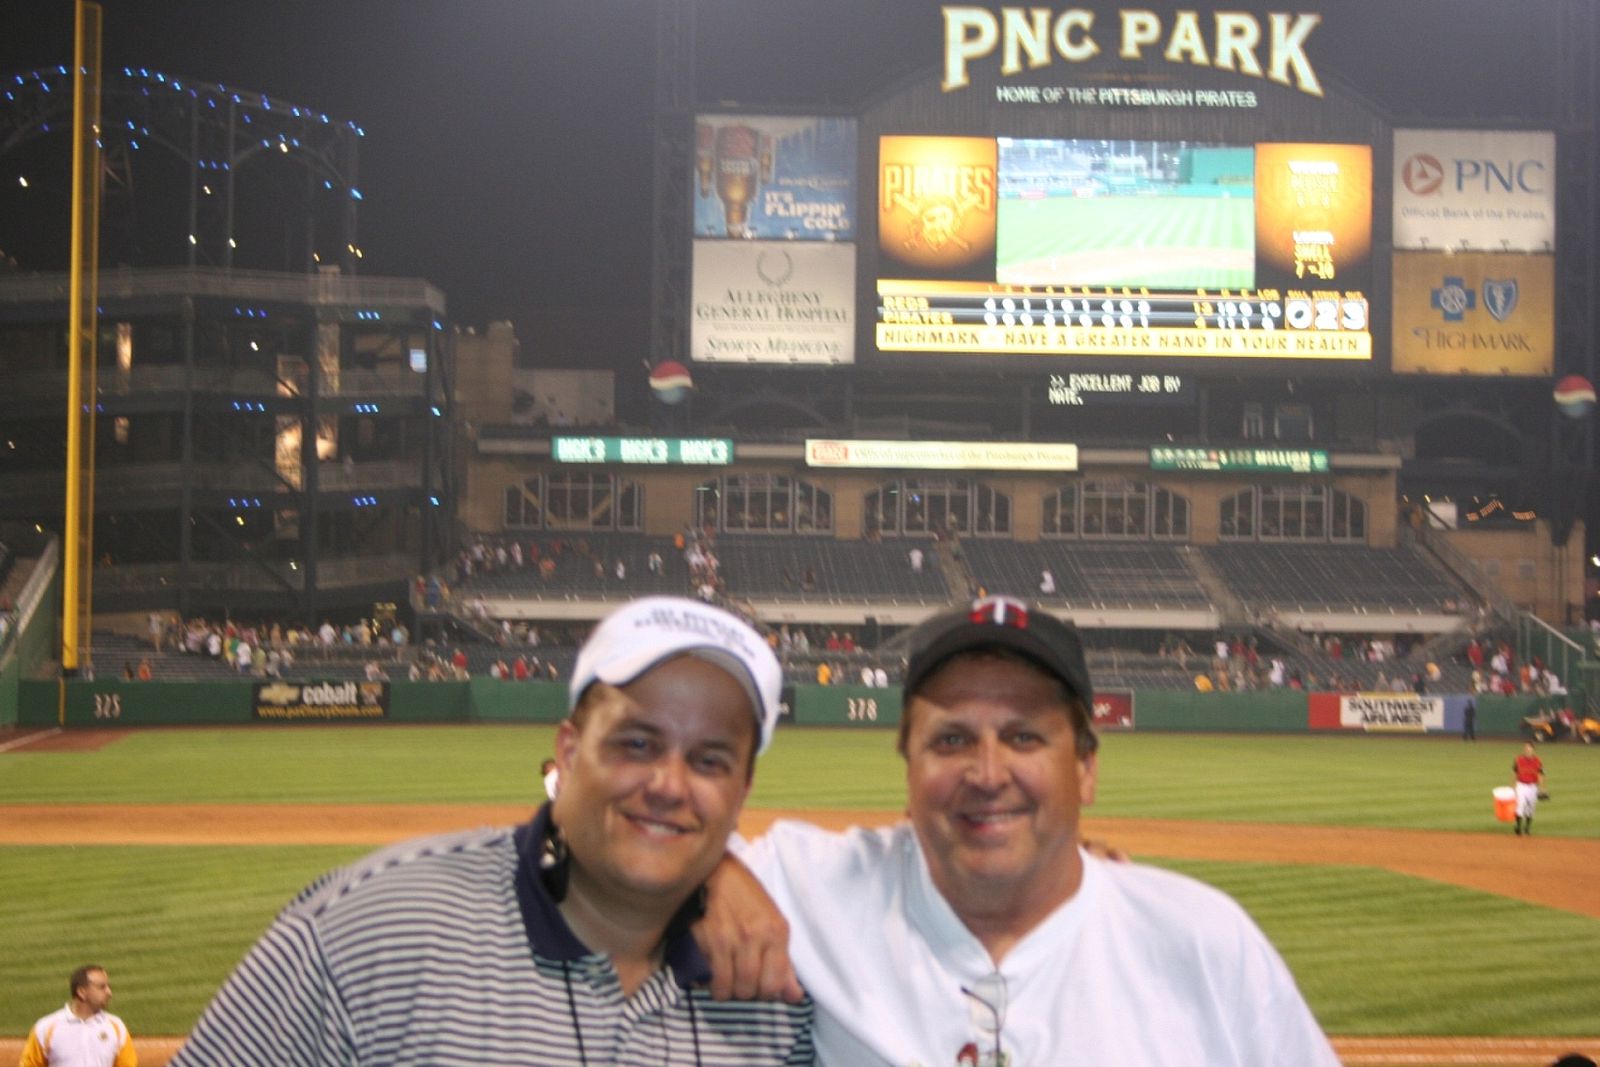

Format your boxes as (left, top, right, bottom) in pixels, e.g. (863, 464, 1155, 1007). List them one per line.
(862, 616, 881, 650)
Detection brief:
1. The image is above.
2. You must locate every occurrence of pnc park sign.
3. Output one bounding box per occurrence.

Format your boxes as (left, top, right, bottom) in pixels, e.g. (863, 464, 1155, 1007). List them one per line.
(942, 7, 1326, 97)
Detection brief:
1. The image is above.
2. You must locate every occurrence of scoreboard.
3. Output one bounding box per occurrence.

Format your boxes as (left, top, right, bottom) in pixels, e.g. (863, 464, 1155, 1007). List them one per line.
(874, 137, 1374, 365)
(878, 283, 1370, 359)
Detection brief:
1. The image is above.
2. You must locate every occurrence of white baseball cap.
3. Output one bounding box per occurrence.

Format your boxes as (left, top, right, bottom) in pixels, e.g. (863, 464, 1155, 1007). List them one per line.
(568, 597, 783, 753)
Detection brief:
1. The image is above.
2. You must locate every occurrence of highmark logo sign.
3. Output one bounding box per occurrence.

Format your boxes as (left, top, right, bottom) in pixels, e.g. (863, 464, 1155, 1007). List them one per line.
(941, 7, 1325, 97)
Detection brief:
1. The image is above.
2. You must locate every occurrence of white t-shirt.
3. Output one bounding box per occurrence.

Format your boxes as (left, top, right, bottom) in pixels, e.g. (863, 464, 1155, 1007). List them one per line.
(739, 821, 1338, 1067)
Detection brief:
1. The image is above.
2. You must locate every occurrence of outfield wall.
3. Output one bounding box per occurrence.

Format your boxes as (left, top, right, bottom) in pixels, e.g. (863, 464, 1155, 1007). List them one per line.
(15, 678, 1546, 738)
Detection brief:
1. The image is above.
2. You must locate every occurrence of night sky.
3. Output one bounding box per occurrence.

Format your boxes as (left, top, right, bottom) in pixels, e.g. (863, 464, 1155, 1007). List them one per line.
(0, 1, 943, 353)
(0, 0, 1576, 363)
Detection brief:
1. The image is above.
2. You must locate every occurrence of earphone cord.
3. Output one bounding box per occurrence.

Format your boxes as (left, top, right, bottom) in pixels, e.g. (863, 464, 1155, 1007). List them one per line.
(562, 961, 589, 1067)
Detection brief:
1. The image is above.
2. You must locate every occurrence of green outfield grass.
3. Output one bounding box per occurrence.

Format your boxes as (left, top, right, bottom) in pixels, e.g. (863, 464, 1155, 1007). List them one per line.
(996, 194, 1255, 289)
(0, 846, 366, 1035)
(4, 727, 1595, 838)
(3, 726, 1597, 1037)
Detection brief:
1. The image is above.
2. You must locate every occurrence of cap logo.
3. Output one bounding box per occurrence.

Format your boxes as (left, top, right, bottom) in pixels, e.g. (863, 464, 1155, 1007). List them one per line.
(631, 603, 757, 658)
(970, 594, 1029, 629)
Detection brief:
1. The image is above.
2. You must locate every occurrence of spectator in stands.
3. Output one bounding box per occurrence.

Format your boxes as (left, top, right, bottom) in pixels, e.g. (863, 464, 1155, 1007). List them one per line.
(122, 661, 136, 681)
(1039, 568, 1056, 595)
(816, 661, 832, 686)
(872, 665, 889, 688)
(513, 656, 530, 682)
(909, 546, 924, 574)
(148, 610, 166, 652)
(860, 664, 876, 687)
(647, 550, 664, 576)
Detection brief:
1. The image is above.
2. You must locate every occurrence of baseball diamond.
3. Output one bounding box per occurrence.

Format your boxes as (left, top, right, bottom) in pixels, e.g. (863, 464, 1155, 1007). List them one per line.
(2, 726, 1597, 1067)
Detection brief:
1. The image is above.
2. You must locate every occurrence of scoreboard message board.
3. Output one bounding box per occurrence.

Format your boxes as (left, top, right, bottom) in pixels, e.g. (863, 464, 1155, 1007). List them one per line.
(875, 137, 1372, 363)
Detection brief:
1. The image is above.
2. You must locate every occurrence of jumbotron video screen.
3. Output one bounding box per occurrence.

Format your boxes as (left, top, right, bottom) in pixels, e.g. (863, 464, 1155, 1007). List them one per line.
(875, 136, 1373, 363)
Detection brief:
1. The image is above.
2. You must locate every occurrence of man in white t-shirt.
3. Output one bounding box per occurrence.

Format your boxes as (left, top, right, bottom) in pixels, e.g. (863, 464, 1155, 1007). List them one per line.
(702, 596, 1338, 1066)
(21, 964, 138, 1067)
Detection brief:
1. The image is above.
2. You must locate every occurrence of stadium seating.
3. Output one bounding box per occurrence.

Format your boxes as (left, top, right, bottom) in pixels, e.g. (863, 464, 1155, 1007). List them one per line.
(961, 541, 1212, 611)
(1203, 543, 1468, 614)
(454, 533, 689, 600)
(712, 536, 950, 603)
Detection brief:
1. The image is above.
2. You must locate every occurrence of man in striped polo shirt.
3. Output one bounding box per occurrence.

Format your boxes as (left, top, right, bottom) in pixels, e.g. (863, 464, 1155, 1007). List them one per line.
(173, 597, 813, 1066)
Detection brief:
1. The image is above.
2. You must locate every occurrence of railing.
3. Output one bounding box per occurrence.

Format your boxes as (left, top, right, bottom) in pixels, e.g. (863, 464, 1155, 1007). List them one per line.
(1517, 613, 1591, 706)
(91, 553, 415, 594)
(1402, 521, 1521, 623)
(0, 266, 447, 315)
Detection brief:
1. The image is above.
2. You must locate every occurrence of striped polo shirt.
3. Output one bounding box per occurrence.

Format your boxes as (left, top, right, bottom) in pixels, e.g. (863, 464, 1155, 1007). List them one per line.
(172, 809, 814, 1066)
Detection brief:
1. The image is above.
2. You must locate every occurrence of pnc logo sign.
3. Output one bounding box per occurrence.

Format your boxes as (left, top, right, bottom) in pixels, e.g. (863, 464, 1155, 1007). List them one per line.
(1400, 154, 1443, 196)
(1401, 152, 1546, 197)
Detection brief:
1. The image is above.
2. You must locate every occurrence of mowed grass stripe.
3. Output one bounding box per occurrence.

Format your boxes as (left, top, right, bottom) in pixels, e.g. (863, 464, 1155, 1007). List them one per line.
(5, 846, 1597, 1038)
(1152, 859, 1600, 1036)
(1091, 733, 1598, 837)
(0, 845, 367, 1034)
(3, 729, 1596, 838)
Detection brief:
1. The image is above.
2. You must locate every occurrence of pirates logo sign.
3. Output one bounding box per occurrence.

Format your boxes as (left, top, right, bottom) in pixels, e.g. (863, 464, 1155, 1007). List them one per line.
(878, 136, 997, 277)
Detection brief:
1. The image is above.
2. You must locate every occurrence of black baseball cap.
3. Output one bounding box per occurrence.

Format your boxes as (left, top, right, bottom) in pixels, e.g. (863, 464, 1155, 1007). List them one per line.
(904, 595, 1094, 709)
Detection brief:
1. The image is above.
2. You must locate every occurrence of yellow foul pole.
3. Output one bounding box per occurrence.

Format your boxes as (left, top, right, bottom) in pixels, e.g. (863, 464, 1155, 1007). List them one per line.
(62, 0, 102, 688)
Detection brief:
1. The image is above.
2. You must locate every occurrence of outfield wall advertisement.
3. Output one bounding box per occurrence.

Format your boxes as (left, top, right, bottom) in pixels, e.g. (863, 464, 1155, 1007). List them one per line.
(1092, 690, 1135, 730)
(1393, 130, 1555, 252)
(691, 241, 856, 364)
(252, 680, 389, 721)
(1308, 692, 1446, 732)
